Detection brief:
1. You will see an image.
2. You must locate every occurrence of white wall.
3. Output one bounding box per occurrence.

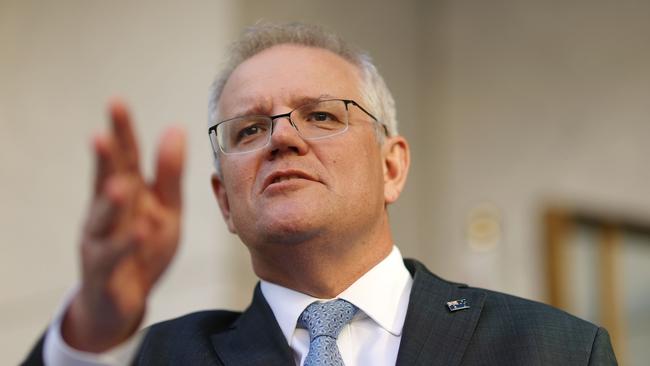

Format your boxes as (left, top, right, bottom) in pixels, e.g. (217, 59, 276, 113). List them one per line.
(417, 0, 650, 301)
(0, 1, 247, 363)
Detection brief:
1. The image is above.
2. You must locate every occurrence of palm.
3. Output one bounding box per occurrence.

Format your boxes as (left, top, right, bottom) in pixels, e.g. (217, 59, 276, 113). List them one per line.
(85, 184, 180, 315)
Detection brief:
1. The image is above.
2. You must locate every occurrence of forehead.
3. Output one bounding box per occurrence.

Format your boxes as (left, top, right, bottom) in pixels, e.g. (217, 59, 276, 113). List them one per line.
(218, 44, 364, 118)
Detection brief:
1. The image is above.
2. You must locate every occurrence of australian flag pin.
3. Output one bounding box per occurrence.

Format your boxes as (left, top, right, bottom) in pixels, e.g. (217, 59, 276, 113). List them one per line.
(446, 298, 470, 312)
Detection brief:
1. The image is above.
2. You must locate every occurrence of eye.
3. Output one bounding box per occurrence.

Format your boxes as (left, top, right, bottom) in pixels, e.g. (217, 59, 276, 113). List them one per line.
(305, 111, 338, 123)
(239, 125, 260, 137)
(235, 123, 268, 143)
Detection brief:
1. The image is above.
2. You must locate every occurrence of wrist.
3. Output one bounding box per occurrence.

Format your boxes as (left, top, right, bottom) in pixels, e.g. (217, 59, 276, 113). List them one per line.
(61, 292, 145, 352)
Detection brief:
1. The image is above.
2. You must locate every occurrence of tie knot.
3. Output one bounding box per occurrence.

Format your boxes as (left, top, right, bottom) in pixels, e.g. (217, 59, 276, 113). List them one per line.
(298, 299, 358, 341)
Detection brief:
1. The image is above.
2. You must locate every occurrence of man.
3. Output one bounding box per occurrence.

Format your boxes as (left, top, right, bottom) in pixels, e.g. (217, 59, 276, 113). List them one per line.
(24, 23, 616, 365)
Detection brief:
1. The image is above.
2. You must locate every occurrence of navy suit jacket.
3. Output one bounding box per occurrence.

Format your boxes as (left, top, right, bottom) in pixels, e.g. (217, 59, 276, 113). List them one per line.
(23, 259, 617, 365)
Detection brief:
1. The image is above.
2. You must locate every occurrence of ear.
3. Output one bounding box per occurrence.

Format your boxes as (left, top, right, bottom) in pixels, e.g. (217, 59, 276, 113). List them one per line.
(211, 173, 237, 233)
(382, 135, 410, 204)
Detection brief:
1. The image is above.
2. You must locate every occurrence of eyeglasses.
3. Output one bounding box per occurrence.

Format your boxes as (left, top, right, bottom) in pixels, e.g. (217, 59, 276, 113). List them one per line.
(208, 99, 386, 154)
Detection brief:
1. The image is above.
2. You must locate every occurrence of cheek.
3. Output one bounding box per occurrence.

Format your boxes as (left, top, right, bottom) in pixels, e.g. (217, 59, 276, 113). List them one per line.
(328, 140, 383, 194)
(222, 160, 257, 205)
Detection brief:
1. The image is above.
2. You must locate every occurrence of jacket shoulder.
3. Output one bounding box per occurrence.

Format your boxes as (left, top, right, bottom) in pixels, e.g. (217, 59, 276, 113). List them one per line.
(470, 286, 615, 365)
(146, 309, 242, 335)
(134, 310, 241, 365)
(407, 257, 599, 334)
(484, 285, 591, 321)
(404, 258, 617, 365)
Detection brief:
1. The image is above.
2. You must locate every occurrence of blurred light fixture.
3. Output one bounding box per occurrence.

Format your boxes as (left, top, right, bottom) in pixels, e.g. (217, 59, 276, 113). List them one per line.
(466, 202, 503, 252)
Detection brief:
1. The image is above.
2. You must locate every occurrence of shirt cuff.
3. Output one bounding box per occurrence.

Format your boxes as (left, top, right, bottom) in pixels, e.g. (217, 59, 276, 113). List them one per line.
(43, 287, 147, 366)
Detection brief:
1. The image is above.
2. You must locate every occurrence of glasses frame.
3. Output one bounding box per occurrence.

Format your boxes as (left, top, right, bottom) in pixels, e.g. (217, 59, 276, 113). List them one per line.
(208, 98, 388, 155)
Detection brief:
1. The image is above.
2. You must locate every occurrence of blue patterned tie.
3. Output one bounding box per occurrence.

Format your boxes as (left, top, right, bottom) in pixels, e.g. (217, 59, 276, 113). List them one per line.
(298, 299, 358, 366)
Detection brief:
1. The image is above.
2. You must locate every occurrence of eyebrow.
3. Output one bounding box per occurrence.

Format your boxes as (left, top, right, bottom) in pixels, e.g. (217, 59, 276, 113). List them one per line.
(229, 99, 271, 118)
(227, 94, 337, 119)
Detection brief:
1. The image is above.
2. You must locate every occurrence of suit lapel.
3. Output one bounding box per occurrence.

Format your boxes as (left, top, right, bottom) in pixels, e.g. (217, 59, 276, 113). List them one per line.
(210, 284, 294, 366)
(396, 260, 486, 366)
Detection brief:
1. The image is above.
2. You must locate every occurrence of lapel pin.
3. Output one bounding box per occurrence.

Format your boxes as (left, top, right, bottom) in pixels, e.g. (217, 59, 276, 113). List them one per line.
(446, 298, 470, 312)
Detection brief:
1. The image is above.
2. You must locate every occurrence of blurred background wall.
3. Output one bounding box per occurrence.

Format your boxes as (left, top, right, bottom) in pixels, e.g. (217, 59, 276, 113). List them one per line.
(2, 0, 649, 364)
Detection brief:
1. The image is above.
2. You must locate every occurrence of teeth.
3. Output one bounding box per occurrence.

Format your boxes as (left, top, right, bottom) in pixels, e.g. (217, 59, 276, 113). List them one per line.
(273, 175, 300, 183)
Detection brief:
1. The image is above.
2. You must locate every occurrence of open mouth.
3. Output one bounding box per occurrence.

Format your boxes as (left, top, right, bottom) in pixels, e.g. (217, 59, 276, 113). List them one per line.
(272, 175, 304, 184)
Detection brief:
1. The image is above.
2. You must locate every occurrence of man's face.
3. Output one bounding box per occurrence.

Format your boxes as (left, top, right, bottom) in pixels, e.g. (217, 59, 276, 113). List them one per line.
(213, 44, 390, 249)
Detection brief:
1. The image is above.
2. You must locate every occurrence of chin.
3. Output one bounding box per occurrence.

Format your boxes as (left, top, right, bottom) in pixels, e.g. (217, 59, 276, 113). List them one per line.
(266, 224, 320, 245)
(255, 214, 324, 246)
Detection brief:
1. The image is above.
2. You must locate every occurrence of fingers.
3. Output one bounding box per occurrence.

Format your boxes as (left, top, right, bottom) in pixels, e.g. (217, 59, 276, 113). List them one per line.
(109, 99, 140, 173)
(86, 176, 134, 239)
(83, 176, 141, 279)
(88, 100, 185, 246)
(86, 190, 118, 238)
(92, 133, 112, 196)
(92, 99, 141, 197)
(153, 126, 186, 210)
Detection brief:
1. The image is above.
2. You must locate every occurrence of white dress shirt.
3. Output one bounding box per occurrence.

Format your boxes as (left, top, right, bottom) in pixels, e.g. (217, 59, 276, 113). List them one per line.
(43, 246, 413, 366)
(261, 246, 413, 366)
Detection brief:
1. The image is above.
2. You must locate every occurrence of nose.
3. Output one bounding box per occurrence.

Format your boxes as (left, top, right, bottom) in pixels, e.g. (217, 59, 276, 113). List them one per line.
(267, 116, 309, 157)
(272, 115, 299, 135)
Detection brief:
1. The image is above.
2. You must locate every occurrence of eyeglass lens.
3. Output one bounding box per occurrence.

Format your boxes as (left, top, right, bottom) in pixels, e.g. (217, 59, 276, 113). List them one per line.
(213, 99, 349, 154)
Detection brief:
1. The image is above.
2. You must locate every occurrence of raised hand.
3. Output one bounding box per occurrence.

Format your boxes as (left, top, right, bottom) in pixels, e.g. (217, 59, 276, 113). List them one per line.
(61, 100, 186, 352)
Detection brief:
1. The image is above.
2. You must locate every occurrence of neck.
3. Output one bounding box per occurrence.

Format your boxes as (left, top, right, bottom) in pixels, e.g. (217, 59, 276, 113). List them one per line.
(249, 218, 394, 298)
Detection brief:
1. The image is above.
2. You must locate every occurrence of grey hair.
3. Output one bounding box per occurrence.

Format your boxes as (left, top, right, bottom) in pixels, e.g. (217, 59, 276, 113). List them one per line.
(208, 22, 398, 174)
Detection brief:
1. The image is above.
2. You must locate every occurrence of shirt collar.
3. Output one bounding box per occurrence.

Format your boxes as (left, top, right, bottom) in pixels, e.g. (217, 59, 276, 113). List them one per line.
(260, 246, 413, 343)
